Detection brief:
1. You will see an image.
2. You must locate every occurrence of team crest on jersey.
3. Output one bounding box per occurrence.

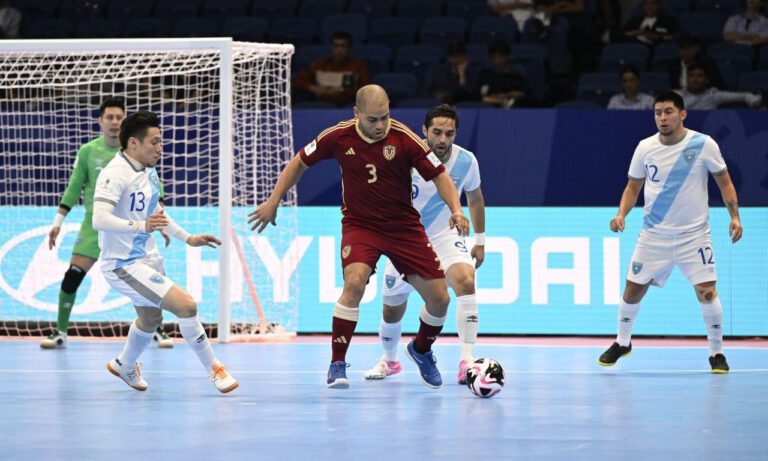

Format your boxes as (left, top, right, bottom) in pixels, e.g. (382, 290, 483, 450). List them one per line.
(632, 261, 643, 274)
(383, 145, 396, 160)
(385, 275, 396, 288)
(683, 149, 699, 164)
(150, 273, 164, 284)
(341, 245, 351, 259)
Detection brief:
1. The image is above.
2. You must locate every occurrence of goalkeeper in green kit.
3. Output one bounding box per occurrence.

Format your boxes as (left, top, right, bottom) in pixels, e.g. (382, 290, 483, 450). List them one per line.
(41, 97, 174, 349)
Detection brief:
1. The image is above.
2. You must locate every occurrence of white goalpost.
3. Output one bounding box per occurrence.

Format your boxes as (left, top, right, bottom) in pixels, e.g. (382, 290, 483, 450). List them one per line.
(0, 38, 297, 342)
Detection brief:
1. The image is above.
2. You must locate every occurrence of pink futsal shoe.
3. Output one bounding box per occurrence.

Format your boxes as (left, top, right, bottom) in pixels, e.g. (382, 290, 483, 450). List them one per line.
(364, 356, 403, 380)
(457, 359, 472, 385)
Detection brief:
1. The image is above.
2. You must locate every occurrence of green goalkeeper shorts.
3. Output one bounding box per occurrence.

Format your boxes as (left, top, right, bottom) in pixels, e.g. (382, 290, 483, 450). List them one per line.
(72, 213, 101, 261)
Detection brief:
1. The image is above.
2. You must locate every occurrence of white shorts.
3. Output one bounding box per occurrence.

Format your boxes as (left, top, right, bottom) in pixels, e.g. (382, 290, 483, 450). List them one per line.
(382, 231, 474, 305)
(103, 257, 175, 308)
(627, 228, 717, 288)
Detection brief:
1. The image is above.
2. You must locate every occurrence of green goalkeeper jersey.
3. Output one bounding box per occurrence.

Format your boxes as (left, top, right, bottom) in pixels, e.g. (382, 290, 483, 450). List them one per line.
(60, 136, 164, 212)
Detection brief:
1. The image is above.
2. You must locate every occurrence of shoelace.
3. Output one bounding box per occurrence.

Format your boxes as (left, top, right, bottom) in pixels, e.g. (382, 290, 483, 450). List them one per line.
(126, 363, 142, 381)
(210, 364, 228, 382)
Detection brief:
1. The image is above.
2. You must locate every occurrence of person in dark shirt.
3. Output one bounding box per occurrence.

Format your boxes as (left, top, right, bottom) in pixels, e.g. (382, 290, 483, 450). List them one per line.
(423, 43, 479, 104)
(475, 41, 532, 107)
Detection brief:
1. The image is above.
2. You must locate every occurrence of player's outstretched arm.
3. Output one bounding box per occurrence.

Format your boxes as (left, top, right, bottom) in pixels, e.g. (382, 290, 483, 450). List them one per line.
(610, 178, 644, 232)
(466, 187, 486, 269)
(432, 171, 469, 236)
(186, 234, 222, 248)
(713, 170, 743, 243)
(248, 155, 309, 233)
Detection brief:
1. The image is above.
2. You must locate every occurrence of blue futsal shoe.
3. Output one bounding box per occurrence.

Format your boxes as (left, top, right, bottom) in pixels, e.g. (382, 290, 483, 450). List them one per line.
(327, 360, 350, 389)
(405, 339, 442, 389)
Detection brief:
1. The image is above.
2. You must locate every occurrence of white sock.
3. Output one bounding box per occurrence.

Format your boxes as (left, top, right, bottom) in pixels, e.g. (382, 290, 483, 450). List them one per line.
(117, 321, 153, 366)
(456, 294, 479, 361)
(701, 297, 724, 356)
(379, 319, 402, 362)
(616, 300, 640, 347)
(178, 315, 217, 370)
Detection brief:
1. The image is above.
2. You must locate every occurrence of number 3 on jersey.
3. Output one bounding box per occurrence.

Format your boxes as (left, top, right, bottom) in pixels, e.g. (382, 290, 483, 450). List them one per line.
(366, 163, 377, 183)
(129, 191, 146, 211)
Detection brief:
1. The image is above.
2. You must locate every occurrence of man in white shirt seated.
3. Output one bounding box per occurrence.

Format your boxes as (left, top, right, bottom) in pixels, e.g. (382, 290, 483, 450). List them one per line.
(607, 66, 655, 110)
(675, 63, 763, 109)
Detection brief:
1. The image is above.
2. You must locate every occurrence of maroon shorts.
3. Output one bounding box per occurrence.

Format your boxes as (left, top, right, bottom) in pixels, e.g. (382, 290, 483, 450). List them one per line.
(340, 224, 445, 280)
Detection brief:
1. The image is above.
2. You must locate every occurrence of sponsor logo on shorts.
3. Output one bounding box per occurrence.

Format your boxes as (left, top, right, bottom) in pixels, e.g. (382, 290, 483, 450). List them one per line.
(149, 273, 164, 284)
(385, 274, 396, 288)
(412, 184, 419, 199)
(632, 261, 643, 274)
(383, 145, 396, 160)
(341, 245, 351, 259)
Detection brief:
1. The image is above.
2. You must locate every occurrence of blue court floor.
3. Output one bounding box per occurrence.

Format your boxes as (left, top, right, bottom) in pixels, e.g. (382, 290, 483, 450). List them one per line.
(1, 338, 766, 461)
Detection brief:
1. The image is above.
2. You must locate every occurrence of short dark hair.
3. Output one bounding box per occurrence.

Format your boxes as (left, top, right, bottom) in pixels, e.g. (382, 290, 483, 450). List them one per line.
(99, 97, 125, 116)
(424, 104, 459, 129)
(119, 110, 160, 150)
(619, 65, 640, 80)
(687, 62, 709, 76)
(331, 31, 352, 45)
(653, 90, 685, 110)
(488, 40, 510, 56)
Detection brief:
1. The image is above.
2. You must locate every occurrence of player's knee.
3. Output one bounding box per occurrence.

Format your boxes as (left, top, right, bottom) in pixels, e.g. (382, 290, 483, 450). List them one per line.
(177, 294, 198, 318)
(343, 278, 367, 303)
(431, 289, 450, 310)
(61, 265, 87, 294)
(140, 309, 163, 330)
(696, 286, 717, 302)
(452, 273, 476, 296)
(382, 304, 406, 323)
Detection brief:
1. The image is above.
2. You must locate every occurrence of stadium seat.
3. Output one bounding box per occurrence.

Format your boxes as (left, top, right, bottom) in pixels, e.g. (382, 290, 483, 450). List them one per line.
(106, 0, 154, 19)
(737, 71, 768, 94)
(292, 45, 329, 74)
(59, 0, 110, 20)
(397, 97, 442, 108)
(22, 18, 73, 39)
(446, 0, 493, 22)
(666, 0, 692, 12)
(396, 0, 444, 22)
(639, 72, 672, 94)
(395, 45, 447, 80)
(75, 19, 123, 38)
(651, 41, 680, 72)
(469, 17, 519, 45)
(348, 0, 395, 19)
(419, 17, 467, 47)
(369, 17, 419, 51)
(353, 45, 393, 74)
(249, 0, 296, 21)
(372, 72, 420, 104)
(694, 0, 737, 15)
(154, 0, 200, 19)
(15, 0, 60, 19)
(466, 43, 491, 67)
(202, 0, 250, 20)
(576, 73, 622, 106)
(269, 18, 317, 46)
(555, 100, 603, 109)
(123, 18, 170, 38)
(320, 13, 368, 46)
(298, 0, 345, 17)
(600, 43, 650, 72)
(678, 12, 727, 45)
(293, 101, 338, 109)
(708, 42, 754, 63)
(759, 46, 768, 70)
(172, 18, 219, 38)
(220, 18, 268, 42)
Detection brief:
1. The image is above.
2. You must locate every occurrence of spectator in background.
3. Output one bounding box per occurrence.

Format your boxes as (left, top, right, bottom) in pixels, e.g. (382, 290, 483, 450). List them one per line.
(293, 31, 371, 107)
(533, 0, 597, 73)
(623, 0, 677, 47)
(488, 0, 535, 31)
(723, 0, 768, 47)
(607, 66, 654, 109)
(475, 41, 532, 108)
(423, 43, 478, 104)
(676, 63, 763, 109)
(0, 0, 21, 39)
(669, 35, 724, 91)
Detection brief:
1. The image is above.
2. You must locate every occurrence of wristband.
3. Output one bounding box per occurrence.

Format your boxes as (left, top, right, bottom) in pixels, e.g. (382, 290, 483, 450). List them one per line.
(53, 213, 65, 227)
(474, 232, 485, 246)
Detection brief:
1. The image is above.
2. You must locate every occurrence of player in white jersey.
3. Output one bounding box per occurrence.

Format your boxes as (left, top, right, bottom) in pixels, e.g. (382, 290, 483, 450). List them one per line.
(93, 111, 238, 393)
(364, 104, 486, 384)
(597, 91, 743, 373)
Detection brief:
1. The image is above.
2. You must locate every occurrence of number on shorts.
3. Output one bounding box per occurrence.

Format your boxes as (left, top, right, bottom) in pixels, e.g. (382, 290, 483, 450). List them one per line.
(455, 241, 468, 253)
(697, 247, 714, 265)
(366, 164, 377, 183)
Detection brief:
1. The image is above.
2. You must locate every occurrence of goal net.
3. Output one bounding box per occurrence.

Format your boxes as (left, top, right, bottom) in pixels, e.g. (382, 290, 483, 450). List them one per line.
(0, 39, 297, 342)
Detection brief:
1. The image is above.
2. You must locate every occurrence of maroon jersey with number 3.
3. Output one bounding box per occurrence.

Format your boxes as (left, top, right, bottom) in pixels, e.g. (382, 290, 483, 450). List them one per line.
(299, 118, 445, 231)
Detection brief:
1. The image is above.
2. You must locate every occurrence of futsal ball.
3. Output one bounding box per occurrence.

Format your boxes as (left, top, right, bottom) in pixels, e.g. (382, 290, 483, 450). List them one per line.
(466, 358, 505, 398)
